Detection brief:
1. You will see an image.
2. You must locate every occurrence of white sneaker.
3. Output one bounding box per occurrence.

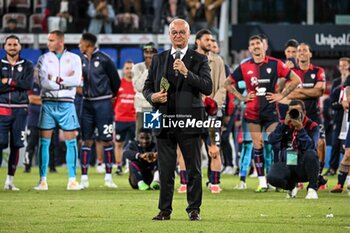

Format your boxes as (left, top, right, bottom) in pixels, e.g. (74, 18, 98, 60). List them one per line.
(305, 188, 318, 199)
(67, 181, 83, 190)
(286, 187, 298, 198)
(104, 180, 118, 188)
(234, 181, 247, 190)
(222, 166, 235, 175)
(81, 179, 89, 188)
(34, 180, 48, 191)
(4, 183, 20, 191)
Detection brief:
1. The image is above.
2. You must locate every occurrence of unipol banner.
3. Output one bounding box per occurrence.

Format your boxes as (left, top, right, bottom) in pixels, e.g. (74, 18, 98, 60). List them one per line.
(231, 25, 350, 52)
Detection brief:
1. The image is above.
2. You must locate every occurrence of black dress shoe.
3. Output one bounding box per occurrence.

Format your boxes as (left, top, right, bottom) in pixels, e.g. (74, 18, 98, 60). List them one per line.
(188, 210, 201, 221)
(152, 211, 171, 220)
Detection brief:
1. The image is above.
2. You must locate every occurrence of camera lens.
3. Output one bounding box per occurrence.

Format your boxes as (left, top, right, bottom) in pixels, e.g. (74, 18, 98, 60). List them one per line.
(289, 109, 300, 119)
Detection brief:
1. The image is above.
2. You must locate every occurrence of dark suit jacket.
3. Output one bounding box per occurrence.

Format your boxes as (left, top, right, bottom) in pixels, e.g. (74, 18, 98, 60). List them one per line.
(143, 48, 212, 135)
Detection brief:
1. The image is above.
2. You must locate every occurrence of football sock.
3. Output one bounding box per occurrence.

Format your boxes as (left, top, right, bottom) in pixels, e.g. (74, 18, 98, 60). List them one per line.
(38, 138, 51, 178)
(254, 148, 265, 177)
(210, 171, 221, 185)
(80, 146, 91, 175)
(338, 171, 348, 188)
(104, 145, 114, 174)
(264, 142, 272, 174)
(240, 142, 252, 178)
(179, 170, 188, 185)
(65, 139, 78, 178)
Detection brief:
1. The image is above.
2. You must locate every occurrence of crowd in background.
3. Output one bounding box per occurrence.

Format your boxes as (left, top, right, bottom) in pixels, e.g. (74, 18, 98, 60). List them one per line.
(1, 0, 224, 34)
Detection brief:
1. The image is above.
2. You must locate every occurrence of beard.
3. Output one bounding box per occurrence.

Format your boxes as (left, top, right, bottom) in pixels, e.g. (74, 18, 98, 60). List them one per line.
(6, 50, 19, 58)
(201, 45, 211, 53)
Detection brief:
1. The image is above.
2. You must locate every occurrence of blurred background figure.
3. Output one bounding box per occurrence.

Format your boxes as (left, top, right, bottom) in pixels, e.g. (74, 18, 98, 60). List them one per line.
(186, 0, 224, 33)
(2, 18, 26, 33)
(88, 0, 115, 34)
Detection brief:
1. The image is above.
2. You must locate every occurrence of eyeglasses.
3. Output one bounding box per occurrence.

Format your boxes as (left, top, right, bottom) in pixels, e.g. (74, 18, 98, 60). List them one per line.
(170, 30, 187, 37)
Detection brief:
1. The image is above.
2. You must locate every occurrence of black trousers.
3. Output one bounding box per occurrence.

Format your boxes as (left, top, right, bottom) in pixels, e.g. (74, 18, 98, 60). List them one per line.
(267, 150, 319, 190)
(157, 132, 202, 213)
(329, 128, 344, 171)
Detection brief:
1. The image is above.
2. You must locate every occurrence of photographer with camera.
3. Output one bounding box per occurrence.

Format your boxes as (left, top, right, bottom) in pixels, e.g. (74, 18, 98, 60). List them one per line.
(267, 100, 322, 199)
(123, 128, 159, 191)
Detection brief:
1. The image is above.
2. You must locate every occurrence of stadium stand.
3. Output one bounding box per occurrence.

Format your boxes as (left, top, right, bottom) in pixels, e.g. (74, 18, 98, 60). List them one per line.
(33, 0, 43, 13)
(29, 13, 43, 33)
(6, 0, 31, 14)
(2, 13, 27, 29)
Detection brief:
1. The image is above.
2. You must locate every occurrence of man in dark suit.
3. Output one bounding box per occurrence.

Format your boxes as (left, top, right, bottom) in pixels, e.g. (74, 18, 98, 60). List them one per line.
(143, 19, 212, 221)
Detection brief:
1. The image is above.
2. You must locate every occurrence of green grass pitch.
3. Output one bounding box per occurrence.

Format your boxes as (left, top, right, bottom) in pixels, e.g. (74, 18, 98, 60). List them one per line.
(0, 167, 349, 233)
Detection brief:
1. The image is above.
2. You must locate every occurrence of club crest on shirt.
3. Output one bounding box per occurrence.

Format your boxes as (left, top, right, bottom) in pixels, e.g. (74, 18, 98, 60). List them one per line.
(17, 65, 23, 72)
(311, 74, 316, 79)
(266, 68, 271, 74)
(250, 77, 258, 86)
(94, 61, 100, 67)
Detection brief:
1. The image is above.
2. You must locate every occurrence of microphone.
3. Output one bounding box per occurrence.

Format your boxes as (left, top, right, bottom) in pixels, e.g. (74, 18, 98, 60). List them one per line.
(174, 48, 181, 77)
